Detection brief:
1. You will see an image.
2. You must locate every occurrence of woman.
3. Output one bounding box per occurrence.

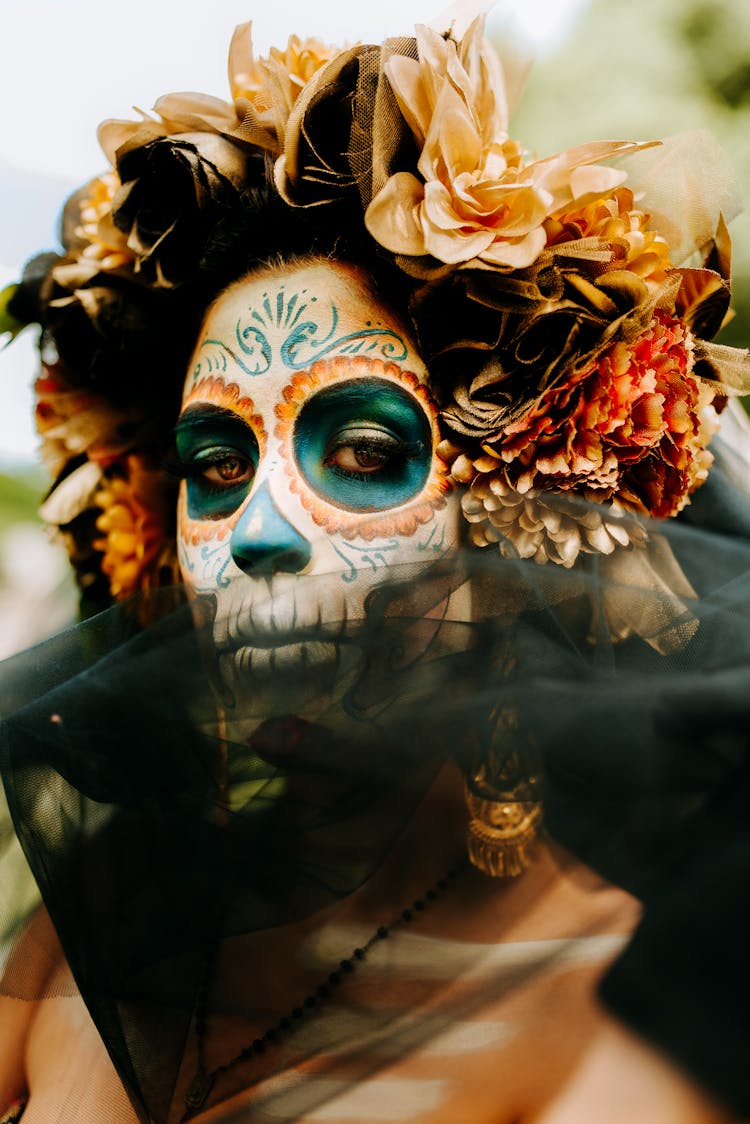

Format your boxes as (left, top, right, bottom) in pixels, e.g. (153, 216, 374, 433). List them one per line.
(1, 7, 750, 1122)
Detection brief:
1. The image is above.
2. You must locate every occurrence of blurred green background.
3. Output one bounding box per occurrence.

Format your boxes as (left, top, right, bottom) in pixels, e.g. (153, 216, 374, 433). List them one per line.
(0, 467, 75, 657)
(0, 469, 45, 533)
(514, 0, 750, 352)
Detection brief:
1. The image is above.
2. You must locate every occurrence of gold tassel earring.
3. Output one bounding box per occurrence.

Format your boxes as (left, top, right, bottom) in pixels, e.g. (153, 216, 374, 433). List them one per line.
(464, 660, 544, 878)
(464, 750, 543, 877)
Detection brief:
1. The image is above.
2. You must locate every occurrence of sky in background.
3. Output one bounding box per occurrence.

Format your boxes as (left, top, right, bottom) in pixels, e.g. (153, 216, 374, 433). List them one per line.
(0, 0, 589, 464)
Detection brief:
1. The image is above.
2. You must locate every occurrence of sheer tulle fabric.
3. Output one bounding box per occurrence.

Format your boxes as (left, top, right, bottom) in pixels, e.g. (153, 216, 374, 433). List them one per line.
(1, 448, 750, 1122)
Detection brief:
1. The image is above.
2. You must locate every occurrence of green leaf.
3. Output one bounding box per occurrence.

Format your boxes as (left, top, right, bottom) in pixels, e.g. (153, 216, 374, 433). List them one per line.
(0, 283, 26, 345)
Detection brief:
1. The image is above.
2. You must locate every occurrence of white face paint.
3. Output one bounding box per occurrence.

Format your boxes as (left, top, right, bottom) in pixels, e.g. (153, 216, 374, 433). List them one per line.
(176, 259, 463, 682)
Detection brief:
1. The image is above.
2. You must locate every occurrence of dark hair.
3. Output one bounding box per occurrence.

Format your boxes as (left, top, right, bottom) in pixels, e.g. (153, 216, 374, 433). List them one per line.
(21, 152, 413, 455)
(17, 151, 418, 613)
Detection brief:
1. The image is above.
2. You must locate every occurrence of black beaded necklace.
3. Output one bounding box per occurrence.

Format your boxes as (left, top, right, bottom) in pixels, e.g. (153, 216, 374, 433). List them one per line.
(181, 857, 467, 1121)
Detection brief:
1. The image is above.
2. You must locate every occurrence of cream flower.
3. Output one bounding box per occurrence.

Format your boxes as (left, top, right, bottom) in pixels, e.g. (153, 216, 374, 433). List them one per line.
(365, 15, 652, 270)
(460, 474, 646, 567)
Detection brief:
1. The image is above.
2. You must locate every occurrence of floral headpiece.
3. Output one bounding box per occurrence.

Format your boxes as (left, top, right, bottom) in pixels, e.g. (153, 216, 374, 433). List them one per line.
(3, 3, 749, 606)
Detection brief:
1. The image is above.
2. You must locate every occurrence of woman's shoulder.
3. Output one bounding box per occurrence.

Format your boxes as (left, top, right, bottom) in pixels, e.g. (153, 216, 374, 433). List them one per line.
(0, 907, 60, 1115)
(22, 986, 138, 1124)
(0, 908, 137, 1124)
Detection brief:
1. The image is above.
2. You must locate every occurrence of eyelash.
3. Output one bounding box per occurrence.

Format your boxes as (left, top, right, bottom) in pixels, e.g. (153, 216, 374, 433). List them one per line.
(170, 450, 253, 492)
(323, 435, 421, 478)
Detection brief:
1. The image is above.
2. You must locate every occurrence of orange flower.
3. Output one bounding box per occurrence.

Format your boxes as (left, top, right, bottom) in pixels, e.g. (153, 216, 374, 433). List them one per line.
(35, 363, 136, 478)
(454, 313, 719, 565)
(93, 455, 171, 599)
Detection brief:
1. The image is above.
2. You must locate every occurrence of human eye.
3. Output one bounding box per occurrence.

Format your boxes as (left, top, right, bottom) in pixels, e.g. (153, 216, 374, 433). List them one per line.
(174, 409, 259, 520)
(293, 378, 433, 513)
(182, 447, 255, 491)
(323, 425, 413, 479)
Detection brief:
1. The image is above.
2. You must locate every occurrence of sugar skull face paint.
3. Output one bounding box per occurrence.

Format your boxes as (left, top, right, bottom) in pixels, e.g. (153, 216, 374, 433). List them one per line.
(176, 260, 463, 679)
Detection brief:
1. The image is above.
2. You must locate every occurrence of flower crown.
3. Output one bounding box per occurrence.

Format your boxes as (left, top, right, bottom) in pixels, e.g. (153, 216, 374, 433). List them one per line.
(3, 5, 750, 606)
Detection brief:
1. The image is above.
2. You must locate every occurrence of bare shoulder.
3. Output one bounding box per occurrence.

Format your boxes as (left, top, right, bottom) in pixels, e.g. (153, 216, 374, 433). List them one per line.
(0, 906, 63, 1110)
(22, 988, 138, 1123)
(0, 993, 33, 1111)
(0, 908, 137, 1124)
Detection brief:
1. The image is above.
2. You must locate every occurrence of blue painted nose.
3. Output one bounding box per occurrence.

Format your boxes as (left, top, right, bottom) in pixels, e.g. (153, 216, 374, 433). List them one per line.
(230, 484, 312, 576)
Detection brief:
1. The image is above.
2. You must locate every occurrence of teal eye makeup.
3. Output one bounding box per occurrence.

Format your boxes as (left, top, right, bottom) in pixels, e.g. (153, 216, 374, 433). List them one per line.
(293, 379, 432, 512)
(175, 405, 260, 520)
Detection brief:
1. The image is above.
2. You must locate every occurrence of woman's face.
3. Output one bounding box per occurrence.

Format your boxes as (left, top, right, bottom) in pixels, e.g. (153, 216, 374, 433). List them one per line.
(176, 259, 463, 673)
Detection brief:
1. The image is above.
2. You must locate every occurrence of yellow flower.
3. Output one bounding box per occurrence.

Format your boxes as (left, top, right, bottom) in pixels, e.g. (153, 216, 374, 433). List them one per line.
(231, 31, 343, 109)
(545, 188, 673, 286)
(94, 455, 171, 600)
(365, 15, 652, 270)
(50, 173, 136, 293)
(75, 173, 133, 270)
(229, 28, 344, 150)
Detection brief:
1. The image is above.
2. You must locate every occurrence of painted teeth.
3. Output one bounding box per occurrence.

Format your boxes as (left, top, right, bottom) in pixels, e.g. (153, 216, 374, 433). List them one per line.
(220, 640, 339, 682)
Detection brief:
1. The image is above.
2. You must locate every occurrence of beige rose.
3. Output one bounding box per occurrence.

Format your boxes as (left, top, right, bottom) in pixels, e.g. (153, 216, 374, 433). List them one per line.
(365, 15, 651, 270)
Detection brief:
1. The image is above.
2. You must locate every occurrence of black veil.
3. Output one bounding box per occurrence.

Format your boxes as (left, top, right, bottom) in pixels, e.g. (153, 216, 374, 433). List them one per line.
(1, 430, 750, 1122)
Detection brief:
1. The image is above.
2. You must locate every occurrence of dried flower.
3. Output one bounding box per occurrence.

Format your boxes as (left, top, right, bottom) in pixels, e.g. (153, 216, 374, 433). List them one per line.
(96, 27, 343, 174)
(91, 26, 341, 288)
(461, 478, 646, 566)
(109, 133, 251, 288)
(273, 44, 364, 206)
(438, 265, 679, 441)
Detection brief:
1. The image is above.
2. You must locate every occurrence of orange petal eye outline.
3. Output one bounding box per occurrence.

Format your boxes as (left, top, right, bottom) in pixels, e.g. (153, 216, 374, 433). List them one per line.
(275, 355, 452, 540)
(178, 376, 266, 545)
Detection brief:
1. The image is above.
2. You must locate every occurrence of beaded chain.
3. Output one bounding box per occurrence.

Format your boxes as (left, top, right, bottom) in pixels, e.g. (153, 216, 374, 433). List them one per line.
(181, 858, 467, 1121)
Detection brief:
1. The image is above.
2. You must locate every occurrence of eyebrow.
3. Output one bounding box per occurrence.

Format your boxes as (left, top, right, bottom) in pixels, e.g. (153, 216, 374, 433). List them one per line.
(175, 403, 253, 431)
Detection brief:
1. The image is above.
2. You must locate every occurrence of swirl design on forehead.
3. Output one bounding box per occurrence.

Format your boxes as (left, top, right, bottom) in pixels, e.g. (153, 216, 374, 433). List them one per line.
(275, 355, 452, 541)
(178, 376, 266, 546)
(189, 285, 409, 383)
